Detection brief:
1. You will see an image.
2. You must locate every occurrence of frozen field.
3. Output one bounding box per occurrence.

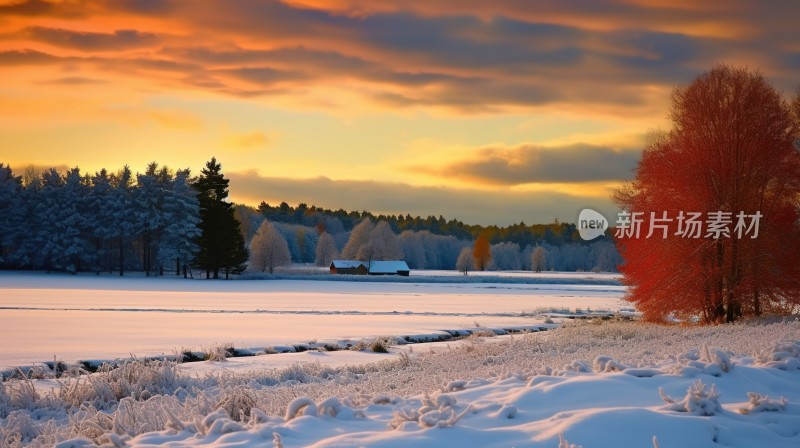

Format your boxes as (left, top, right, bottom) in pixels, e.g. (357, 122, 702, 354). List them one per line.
(0, 272, 625, 368)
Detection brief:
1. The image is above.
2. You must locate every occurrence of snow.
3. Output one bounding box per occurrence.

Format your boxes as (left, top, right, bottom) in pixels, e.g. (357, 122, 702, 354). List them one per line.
(368, 260, 410, 274)
(139, 340, 800, 448)
(3, 272, 800, 447)
(5, 321, 794, 448)
(0, 271, 623, 367)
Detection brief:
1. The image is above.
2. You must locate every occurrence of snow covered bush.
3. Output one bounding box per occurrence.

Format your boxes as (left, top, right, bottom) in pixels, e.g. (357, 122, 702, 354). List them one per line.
(285, 397, 318, 420)
(389, 392, 470, 430)
(756, 341, 800, 370)
(370, 339, 389, 353)
(659, 380, 722, 416)
(738, 392, 787, 414)
(216, 385, 257, 422)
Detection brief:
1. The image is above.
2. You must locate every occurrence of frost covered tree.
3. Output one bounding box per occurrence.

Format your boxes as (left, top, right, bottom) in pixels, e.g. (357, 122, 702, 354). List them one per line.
(315, 231, 338, 266)
(249, 220, 291, 273)
(369, 221, 403, 260)
(456, 247, 475, 275)
(490, 242, 521, 270)
(193, 157, 248, 279)
(399, 231, 427, 269)
(341, 218, 374, 259)
(531, 246, 547, 273)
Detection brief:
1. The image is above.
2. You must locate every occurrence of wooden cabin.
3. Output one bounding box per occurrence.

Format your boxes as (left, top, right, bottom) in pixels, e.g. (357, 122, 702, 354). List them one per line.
(329, 260, 369, 275)
(329, 260, 410, 276)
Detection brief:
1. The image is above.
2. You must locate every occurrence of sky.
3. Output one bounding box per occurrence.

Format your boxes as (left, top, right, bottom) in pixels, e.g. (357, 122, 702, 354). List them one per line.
(0, 0, 798, 225)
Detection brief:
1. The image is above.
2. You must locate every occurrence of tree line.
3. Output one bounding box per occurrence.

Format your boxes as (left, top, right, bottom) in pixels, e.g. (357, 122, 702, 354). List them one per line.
(0, 158, 246, 278)
(256, 201, 605, 248)
(235, 206, 621, 273)
(0, 158, 621, 276)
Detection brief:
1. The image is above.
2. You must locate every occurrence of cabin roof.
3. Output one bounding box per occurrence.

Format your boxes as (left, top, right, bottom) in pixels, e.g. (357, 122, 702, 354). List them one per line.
(330, 260, 366, 269)
(368, 260, 410, 274)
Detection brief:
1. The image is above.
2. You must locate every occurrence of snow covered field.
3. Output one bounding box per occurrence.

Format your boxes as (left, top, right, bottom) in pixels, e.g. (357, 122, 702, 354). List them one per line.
(3, 272, 799, 448)
(1, 319, 799, 447)
(0, 272, 624, 368)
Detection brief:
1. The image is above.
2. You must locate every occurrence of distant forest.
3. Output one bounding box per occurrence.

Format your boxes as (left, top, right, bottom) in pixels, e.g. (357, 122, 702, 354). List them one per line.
(237, 201, 621, 272)
(0, 162, 621, 274)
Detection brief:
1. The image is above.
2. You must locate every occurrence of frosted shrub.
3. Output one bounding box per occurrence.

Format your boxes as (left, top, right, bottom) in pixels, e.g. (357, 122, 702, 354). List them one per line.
(756, 341, 800, 370)
(389, 392, 470, 429)
(204, 344, 233, 362)
(738, 392, 787, 414)
(55, 360, 185, 407)
(197, 409, 244, 436)
(701, 345, 733, 373)
(0, 382, 11, 418)
(0, 410, 39, 446)
(285, 397, 317, 420)
(660, 380, 722, 416)
(558, 434, 583, 448)
(370, 339, 390, 353)
(592, 356, 626, 373)
(5, 376, 39, 410)
(216, 385, 257, 422)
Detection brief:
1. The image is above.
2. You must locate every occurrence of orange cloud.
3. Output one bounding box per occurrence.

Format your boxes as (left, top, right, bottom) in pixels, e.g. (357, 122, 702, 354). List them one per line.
(148, 110, 203, 131)
(223, 131, 269, 149)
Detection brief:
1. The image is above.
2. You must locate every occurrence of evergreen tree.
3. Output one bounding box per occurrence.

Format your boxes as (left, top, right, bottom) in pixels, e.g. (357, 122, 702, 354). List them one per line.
(15, 172, 42, 268)
(88, 169, 114, 272)
(135, 163, 169, 276)
(158, 169, 200, 277)
(193, 157, 248, 279)
(110, 166, 136, 276)
(0, 164, 22, 266)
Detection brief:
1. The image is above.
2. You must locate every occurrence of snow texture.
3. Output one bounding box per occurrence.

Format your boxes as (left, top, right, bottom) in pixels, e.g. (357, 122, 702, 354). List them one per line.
(1, 317, 800, 447)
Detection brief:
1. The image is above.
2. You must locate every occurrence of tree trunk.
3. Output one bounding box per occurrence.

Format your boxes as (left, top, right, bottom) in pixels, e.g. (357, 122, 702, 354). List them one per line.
(753, 288, 761, 316)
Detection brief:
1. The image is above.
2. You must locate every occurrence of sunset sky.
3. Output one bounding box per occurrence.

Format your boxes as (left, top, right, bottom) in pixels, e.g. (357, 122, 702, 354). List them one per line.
(1, 0, 798, 225)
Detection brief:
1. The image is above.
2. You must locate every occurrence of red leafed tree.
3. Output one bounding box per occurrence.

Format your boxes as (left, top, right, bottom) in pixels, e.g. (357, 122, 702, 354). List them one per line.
(473, 233, 492, 271)
(614, 65, 800, 323)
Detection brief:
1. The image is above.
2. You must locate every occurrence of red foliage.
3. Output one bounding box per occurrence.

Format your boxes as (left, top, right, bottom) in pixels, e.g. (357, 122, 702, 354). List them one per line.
(614, 65, 800, 323)
(473, 233, 492, 271)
